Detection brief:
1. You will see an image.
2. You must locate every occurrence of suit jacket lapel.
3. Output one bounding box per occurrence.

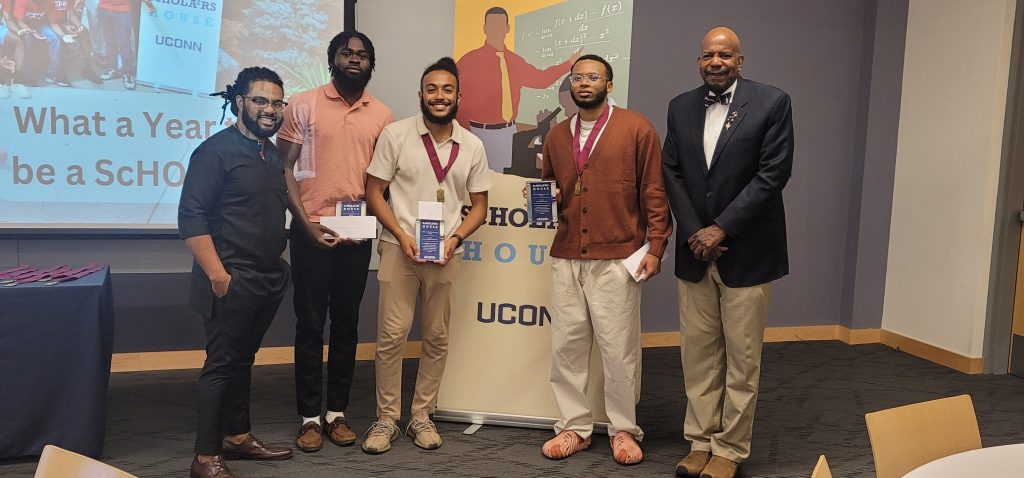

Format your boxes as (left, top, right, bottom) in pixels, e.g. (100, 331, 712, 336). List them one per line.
(708, 78, 749, 174)
(690, 96, 709, 175)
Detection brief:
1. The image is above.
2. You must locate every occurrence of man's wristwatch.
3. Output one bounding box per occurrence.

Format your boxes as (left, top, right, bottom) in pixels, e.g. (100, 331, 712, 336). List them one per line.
(451, 233, 465, 248)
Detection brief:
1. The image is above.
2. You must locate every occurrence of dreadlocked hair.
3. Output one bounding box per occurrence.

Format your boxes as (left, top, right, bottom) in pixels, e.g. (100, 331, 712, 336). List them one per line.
(209, 66, 284, 124)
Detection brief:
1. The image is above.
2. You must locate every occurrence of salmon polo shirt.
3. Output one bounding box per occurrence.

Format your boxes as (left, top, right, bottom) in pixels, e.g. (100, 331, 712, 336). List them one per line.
(277, 81, 394, 219)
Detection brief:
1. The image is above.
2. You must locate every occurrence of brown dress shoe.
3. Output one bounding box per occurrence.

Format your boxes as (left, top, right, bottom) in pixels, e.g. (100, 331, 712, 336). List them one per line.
(325, 416, 357, 446)
(190, 455, 236, 478)
(222, 434, 294, 460)
(675, 450, 711, 477)
(296, 421, 323, 452)
(700, 455, 739, 478)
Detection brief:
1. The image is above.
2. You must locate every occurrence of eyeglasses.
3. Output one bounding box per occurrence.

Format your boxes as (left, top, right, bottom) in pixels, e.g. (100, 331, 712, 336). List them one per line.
(568, 73, 608, 84)
(338, 49, 370, 61)
(243, 95, 287, 111)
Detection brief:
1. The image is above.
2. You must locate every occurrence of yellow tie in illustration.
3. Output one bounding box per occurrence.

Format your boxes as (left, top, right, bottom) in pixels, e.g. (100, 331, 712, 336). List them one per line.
(497, 51, 513, 123)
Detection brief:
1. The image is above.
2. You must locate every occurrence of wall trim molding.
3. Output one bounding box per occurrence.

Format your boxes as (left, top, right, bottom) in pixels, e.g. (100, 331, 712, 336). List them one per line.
(109, 325, 982, 374)
(878, 330, 985, 374)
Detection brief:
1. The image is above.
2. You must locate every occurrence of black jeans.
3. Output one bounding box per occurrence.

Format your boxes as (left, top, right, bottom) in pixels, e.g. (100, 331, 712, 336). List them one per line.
(194, 287, 283, 455)
(291, 225, 372, 418)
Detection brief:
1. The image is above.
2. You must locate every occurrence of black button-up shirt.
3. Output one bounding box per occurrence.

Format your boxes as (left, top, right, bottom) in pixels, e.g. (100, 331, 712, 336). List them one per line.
(178, 126, 289, 316)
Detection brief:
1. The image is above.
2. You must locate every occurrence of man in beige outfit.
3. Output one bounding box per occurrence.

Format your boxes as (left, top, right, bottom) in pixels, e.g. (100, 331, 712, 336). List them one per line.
(362, 57, 491, 455)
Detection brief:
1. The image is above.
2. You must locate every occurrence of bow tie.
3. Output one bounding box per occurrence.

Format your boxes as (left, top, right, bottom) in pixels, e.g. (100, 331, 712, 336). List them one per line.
(703, 91, 732, 108)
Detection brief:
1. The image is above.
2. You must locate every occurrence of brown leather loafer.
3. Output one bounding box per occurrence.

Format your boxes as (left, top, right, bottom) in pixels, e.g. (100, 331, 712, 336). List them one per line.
(296, 421, 323, 452)
(326, 416, 357, 446)
(222, 434, 294, 461)
(190, 455, 236, 478)
(700, 455, 739, 478)
(675, 450, 711, 477)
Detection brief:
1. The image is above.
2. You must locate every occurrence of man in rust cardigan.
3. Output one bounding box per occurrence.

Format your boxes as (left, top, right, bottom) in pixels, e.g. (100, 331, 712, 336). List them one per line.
(538, 54, 672, 466)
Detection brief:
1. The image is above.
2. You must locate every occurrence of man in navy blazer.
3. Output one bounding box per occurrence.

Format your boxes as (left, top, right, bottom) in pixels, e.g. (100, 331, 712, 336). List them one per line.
(662, 27, 793, 478)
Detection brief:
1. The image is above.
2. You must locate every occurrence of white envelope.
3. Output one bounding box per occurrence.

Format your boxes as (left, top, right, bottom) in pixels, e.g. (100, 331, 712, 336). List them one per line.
(622, 243, 652, 282)
(319, 216, 378, 240)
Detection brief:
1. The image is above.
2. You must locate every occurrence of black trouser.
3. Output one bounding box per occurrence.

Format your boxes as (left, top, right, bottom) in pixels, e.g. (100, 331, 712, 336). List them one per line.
(194, 289, 283, 455)
(291, 226, 372, 418)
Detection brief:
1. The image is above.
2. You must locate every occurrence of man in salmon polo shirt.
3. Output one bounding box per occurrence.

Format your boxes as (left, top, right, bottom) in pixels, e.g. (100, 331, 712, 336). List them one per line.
(276, 30, 393, 454)
(539, 54, 672, 466)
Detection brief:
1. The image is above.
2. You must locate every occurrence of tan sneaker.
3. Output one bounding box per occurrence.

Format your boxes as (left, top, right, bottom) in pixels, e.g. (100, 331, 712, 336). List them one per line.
(405, 413, 443, 450)
(541, 430, 592, 460)
(675, 450, 711, 477)
(699, 455, 738, 478)
(361, 417, 399, 455)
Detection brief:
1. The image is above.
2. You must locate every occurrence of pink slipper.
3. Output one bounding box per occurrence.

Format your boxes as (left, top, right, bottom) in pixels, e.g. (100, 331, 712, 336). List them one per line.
(542, 430, 592, 459)
(610, 432, 643, 465)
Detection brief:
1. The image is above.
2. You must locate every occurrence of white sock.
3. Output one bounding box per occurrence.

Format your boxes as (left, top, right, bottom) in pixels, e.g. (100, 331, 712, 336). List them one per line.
(325, 410, 345, 422)
(302, 416, 320, 426)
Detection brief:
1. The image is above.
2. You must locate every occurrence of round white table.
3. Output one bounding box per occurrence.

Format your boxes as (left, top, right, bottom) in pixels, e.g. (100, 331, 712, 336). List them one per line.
(903, 443, 1024, 477)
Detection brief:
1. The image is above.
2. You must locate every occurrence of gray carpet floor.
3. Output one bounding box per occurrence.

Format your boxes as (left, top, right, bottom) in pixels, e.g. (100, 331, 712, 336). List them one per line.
(4, 342, 1024, 477)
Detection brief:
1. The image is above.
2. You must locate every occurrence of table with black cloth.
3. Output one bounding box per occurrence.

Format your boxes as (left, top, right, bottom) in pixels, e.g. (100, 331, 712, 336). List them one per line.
(0, 267, 113, 459)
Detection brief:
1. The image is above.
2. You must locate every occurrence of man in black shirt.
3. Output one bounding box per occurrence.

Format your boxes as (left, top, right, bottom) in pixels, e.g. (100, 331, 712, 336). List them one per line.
(178, 67, 294, 478)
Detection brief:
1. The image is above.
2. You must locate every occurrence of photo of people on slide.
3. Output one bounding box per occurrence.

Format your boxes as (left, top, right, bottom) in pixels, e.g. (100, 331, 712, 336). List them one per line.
(0, 0, 340, 96)
(0, 1, 342, 228)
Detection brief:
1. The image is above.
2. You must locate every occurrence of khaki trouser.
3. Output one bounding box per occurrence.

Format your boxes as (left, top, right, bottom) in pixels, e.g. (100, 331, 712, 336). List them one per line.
(549, 257, 643, 440)
(678, 263, 771, 462)
(374, 241, 462, 420)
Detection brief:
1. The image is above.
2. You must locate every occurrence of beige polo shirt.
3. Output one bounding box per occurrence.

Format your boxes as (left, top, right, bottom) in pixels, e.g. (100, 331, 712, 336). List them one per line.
(367, 115, 492, 246)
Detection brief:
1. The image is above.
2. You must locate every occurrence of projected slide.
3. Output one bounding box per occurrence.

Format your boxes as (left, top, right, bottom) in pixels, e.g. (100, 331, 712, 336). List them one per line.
(0, 1, 342, 230)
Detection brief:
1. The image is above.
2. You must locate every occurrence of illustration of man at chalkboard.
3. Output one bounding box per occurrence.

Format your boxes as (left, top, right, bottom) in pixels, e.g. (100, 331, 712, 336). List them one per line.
(456, 6, 582, 173)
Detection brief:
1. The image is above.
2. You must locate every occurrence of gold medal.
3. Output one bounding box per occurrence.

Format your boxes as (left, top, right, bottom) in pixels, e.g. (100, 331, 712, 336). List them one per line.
(574, 180, 582, 195)
(437, 188, 445, 203)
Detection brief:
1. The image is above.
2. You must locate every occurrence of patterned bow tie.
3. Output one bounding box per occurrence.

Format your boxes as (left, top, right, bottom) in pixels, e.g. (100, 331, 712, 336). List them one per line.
(703, 91, 732, 108)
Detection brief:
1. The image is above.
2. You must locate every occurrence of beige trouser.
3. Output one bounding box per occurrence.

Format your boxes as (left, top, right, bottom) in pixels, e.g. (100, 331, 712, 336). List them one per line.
(678, 263, 771, 463)
(549, 257, 643, 440)
(374, 241, 462, 420)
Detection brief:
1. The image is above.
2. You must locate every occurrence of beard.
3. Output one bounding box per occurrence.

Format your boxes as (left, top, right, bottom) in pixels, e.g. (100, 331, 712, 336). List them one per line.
(571, 87, 608, 110)
(702, 70, 737, 95)
(420, 99, 459, 125)
(241, 108, 282, 139)
(333, 66, 372, 93)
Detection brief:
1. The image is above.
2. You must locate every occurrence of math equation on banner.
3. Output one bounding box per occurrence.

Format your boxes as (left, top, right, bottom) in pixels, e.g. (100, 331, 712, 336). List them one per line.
(515, 0, 633, 116)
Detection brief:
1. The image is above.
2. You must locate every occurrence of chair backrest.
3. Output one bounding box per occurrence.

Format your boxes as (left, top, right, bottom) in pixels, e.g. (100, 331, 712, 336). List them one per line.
(811, 454, 833, 478)
(33, 445, 137, 478)
(864, 394, 982, 478)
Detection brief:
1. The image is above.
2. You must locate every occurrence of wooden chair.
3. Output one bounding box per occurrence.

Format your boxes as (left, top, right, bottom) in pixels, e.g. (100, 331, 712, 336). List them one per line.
(811, 454, 833, 478)
(33, 445, 137, 478)
(864, 394, 982, 478)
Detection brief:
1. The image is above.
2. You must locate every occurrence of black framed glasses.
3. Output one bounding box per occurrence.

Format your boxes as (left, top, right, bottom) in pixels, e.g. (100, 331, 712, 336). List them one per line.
(243, 95, 287, 111)
(568, 73, 608, 84)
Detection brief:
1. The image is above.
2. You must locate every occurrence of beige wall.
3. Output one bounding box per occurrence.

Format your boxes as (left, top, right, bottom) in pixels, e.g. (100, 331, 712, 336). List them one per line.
(882, 0, 1017, 357)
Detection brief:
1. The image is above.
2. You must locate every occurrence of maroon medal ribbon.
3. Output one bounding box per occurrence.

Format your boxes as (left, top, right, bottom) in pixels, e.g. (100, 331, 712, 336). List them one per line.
(571, 105, 611, 175)
(421, 133, 460, 184)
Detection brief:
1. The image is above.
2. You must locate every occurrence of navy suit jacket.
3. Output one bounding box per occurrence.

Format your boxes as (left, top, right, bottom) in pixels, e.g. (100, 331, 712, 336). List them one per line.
(662, 78, 794, 287)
